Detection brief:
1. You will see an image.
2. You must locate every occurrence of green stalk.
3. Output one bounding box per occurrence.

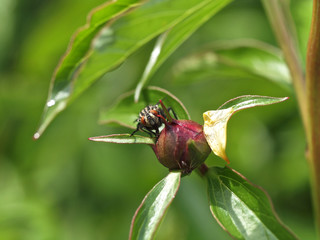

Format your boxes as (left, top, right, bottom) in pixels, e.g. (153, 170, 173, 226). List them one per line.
(262, 0, 307, 130)
(263, 0, 320, 235)
(306, 0, 320, 235)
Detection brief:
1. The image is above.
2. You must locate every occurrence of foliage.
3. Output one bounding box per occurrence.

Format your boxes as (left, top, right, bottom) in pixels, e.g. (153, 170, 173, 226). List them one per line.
(0, 0, 316, 239)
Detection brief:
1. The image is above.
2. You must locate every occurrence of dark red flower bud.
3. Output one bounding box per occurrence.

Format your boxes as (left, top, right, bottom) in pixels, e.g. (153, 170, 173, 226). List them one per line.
(152, 119, 211, 174)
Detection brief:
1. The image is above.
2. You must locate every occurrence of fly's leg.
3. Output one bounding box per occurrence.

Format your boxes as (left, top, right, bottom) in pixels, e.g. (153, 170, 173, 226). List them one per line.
(168, 107, 178, 119)
(140, 126, 158, 137)
(130, 124, 159, 138)
(130, 123, 142, 137)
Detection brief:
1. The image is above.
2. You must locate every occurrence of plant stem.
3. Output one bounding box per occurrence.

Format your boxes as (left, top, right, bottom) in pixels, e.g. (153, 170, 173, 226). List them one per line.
(263, 0, 320, 235)
(198, 163, 209, 176)
(262, 0, 307, 131)
(306, 0, 320, 235)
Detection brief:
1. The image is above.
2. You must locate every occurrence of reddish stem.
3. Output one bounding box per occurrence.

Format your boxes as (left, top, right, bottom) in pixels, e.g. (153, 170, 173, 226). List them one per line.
(306, 0, 320, 235)
(198, 163, 209, 176)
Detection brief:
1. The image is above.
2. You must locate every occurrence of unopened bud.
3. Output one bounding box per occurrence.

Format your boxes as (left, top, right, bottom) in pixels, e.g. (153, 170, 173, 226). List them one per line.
(152, 120, 211, 174)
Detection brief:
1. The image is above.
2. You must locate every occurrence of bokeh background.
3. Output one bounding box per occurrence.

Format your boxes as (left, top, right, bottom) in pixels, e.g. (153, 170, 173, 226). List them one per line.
(0, 0, 314, 239)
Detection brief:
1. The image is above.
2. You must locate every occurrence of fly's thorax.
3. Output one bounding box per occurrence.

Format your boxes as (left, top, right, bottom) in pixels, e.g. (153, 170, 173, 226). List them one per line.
(138, 104, 165, 128)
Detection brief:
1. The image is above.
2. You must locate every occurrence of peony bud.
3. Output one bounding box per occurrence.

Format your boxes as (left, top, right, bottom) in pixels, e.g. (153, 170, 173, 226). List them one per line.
(152, 119, 211, 174)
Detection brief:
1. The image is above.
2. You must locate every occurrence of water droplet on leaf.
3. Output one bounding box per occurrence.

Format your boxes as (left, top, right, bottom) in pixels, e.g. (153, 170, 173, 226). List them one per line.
(47, 99, 56, 107)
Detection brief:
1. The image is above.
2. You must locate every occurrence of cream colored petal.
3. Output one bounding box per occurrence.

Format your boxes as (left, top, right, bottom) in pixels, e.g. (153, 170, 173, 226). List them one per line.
(203, 108, 234, 163)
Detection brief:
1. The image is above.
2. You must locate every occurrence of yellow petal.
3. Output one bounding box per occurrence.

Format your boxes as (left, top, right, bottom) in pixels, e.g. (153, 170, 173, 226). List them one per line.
(203, 108, 234, 163)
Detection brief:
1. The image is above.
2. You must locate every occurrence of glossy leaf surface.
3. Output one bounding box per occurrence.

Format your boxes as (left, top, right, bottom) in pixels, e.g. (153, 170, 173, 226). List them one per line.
(35, 0, 232, 139)
(34, 0, 143, 139)
(89, 134, 155, 145)
(99, 86, 190, 129)
(173, 40, 291, 90)
(207, 166, 297, 240)
(129, 171, 181, 240)
(203, 95, 288, 162)
(134, 0, 232, 101)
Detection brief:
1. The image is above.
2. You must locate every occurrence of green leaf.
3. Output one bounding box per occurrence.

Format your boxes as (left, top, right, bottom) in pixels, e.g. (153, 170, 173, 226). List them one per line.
(35, 0, 232, 139)
(134, 0, 233, 101)
(217, 95, 289, 111)
(89, 134, 155, 145)
(134, 32, 170, 102)
(173, 40, 292, 90)
(53, 0, 143, 92)
(207, 166, 298, 240)
(99, 86, 190, 129)
(129, 171, 181, 240)
(203, 95, 288, 162)
(34, 0, 143, 139)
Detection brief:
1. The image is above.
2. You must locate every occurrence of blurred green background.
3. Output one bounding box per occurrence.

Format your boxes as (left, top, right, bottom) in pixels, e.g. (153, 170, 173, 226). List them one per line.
(0, 0, 314, 239)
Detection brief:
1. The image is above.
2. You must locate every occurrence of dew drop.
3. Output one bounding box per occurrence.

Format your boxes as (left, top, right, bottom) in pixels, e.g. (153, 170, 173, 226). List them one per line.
(33, 132, 40, 140)
(47, 99, 56, 107)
